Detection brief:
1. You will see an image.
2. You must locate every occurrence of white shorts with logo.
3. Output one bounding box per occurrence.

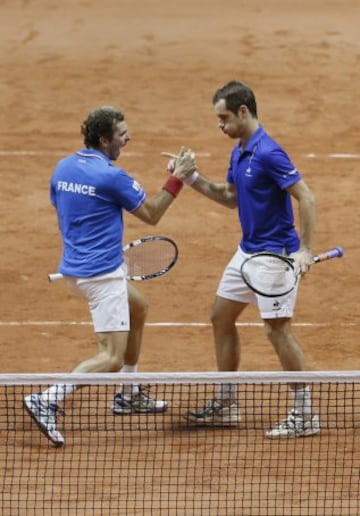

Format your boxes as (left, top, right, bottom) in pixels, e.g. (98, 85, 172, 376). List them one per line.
(216, 247, 299, 319)
(67, 263, 130, 333)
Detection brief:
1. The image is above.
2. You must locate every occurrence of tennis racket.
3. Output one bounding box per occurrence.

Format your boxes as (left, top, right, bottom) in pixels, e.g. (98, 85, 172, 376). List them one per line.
(48, 236, 178, 282)
(240, 246, 343, 298)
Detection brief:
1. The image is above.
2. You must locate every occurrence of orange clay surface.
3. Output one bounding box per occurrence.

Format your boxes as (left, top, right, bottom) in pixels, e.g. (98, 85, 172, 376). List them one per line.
(0, 1, 359, 514)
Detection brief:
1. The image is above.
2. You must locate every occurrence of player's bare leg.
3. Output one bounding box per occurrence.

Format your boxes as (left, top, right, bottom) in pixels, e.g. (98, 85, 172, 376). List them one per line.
(74, 331, 128, 373)
(35, 331, 128, 415)
(48, 331, 129, 399)
(264, 317, 320, 438)
(124, 283, 148, 366)
(263, 318, 305, 383)
(186, 296, 246, 425)
(211, 296, 247, 372)
(112, 282, 167, 414)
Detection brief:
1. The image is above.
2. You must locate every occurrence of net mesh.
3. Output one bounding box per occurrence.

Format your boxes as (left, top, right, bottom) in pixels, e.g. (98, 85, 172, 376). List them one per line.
(0, 372, 359, 515)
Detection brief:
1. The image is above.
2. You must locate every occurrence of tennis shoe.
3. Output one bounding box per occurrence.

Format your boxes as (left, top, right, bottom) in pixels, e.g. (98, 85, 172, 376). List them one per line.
(186, 398, 241, 426)
(266, 409, 320, 439)
(24, 394, 65, 447)
(112, 385, 167, 414)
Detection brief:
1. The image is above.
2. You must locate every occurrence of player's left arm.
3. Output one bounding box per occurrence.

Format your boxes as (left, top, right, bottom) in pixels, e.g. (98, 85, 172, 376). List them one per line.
(287, 179, 316, 273)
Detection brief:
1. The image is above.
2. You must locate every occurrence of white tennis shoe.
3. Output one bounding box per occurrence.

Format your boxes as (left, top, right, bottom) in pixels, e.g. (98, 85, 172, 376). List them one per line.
(266, 409, 320, 439)
(112, 385, 167, 414)
(186, 398, 241, 426)
(24, 394, 65, 447)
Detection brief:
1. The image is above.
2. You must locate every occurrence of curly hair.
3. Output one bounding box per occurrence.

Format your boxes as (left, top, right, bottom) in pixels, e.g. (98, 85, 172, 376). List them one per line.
(212, 81, 257, 118)
(81, 106, 125, 148)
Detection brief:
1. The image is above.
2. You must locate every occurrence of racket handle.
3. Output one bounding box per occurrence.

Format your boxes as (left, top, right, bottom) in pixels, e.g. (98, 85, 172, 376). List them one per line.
(48, 272, 64, 282)
(312, 246, 344, 263)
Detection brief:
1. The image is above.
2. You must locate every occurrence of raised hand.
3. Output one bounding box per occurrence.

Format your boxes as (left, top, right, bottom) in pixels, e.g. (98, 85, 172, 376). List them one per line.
(161, 148, 197, 182)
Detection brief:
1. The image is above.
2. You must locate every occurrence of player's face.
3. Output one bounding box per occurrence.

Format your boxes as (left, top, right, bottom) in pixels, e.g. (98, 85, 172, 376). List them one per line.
(102, 121, 131, 161)
(214, 99, 245, 139)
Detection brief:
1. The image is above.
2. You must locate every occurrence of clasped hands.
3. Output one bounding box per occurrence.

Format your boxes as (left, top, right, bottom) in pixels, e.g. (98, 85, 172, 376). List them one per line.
(161, 147, 197, 184)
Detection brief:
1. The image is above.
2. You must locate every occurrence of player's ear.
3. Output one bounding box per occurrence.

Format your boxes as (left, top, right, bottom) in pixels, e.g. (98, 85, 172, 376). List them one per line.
(237, 105, 247, 118)
(99, 135, 110, 148)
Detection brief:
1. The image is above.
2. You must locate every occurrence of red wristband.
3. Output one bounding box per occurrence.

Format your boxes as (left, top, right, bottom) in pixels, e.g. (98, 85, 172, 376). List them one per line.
(162, 175, 183, 197)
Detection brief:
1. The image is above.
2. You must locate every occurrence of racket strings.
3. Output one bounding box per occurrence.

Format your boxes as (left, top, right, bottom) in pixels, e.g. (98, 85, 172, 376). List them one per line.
(125, 240, 176, 277)
(242, 256, 296, 296)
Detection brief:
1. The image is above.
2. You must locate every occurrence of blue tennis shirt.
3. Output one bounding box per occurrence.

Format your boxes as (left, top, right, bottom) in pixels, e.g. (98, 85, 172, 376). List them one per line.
(227, 126, 301, 254)
(50, 149, 146, 277)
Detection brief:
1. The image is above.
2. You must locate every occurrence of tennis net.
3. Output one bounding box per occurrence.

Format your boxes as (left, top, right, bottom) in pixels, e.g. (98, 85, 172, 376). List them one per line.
(0, 371, 359, 515)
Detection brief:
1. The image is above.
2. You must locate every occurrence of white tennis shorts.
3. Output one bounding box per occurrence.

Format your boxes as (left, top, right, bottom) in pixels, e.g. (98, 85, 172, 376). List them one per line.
(216, 247, 299, 319)
(68, 263, 130, 333)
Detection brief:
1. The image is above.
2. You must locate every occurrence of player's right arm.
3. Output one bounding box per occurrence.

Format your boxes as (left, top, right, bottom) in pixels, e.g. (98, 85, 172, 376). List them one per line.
(163, 152, 237, 209)
(188, 175, 237, 209)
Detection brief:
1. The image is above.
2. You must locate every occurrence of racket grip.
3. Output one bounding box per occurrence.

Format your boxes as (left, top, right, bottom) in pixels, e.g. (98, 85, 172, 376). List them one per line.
(48, 272, 64, 282)
(312, 246, 343, 263)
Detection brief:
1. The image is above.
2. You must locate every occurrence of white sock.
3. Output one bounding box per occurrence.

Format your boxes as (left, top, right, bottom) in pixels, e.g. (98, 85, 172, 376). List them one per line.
(40, 384, 76, 405)
(120, 364, 139, 397)
(293, 386, 312, 417)
(217, 383, 237, 403)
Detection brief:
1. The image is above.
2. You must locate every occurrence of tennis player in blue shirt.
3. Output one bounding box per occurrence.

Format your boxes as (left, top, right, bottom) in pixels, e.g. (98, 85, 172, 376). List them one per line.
(182, 81, 319, 438)
(24, 105, 196, 446)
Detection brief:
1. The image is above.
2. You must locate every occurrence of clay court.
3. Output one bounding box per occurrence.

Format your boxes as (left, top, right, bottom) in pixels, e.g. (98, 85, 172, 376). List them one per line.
(0, 0, 359, 514)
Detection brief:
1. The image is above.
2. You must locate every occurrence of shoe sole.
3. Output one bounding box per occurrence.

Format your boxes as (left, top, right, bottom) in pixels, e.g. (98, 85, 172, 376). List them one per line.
(185, 414, 241, 426)
(23, 399, 64, 447)
(112, 405, 168, 414)
(266, 427, 321, 439)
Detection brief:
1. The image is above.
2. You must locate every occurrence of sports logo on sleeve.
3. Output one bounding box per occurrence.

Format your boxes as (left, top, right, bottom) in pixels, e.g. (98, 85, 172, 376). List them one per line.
(131, 180, 141, 192)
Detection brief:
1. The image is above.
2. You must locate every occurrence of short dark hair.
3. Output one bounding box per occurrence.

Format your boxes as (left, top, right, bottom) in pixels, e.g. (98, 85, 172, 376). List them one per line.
(212, 81, 257, 117)
(81, 106, 125, 148)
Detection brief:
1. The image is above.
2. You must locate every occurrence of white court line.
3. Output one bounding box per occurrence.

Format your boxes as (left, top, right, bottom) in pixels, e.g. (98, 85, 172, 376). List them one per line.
(0, 150, 144, 157)
(0, 151, 360, 159)
(0, 321, 357, 327)
(305, 153, 360, 159)
(0, 150, 212, 158)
